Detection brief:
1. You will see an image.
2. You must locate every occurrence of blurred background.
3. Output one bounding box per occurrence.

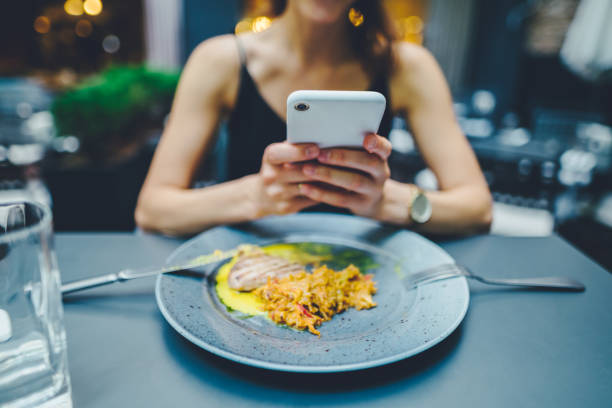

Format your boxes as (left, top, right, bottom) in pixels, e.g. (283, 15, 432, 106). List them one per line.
(1, 0, 611, 270)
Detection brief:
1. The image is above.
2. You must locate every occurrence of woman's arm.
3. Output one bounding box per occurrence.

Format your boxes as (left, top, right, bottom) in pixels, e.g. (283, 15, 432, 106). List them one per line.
(135, 36, 250, 235)
(135, 36, 317, 236)
(297, 43, 492, 234)
(386, 43, 493, 234)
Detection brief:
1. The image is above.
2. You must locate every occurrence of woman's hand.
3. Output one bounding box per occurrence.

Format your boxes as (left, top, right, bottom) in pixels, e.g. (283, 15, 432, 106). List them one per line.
(298, 133, 392, 218)
(249, 142, 321, 218)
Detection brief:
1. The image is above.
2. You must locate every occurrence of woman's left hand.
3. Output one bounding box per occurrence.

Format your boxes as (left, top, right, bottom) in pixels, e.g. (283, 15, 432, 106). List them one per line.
(298, 133, 392, 218)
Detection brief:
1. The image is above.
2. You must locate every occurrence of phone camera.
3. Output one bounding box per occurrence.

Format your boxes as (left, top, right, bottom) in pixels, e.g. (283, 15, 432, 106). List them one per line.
(294, 103, 310, 111)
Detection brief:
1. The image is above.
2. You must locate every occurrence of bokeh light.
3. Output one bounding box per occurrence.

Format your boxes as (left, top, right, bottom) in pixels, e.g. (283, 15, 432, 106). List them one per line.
(399, 15, 424, 44)
(348, 8, 365, 27)
(34, 16, 51, 34)
(102, 34, 120, 53)
(251, 16, 271, 32)
(64, 0, 84, 16)
(404, 33, 423, 44)
(235, 19, 252, 35)
(83, 0, 103, 16)
(403, 16, 424, 34)
(75, 19, 93, 38)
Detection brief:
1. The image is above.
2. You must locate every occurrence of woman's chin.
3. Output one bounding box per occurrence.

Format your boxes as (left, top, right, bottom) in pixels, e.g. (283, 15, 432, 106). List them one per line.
(296, 0, 350, 24)
(309, 15, 342, 25)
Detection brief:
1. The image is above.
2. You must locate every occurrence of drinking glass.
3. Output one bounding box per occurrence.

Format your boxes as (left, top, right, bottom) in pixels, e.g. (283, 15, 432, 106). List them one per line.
(0, 201, 72, 407)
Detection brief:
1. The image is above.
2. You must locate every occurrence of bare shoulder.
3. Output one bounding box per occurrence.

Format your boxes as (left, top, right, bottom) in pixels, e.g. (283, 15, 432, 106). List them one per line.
(233, 30, 281, 78)
(190, 34, 240, 67)
(392, 42, 440, 81)
(390, 42, 450, 110)
(179, 34, 241, 107)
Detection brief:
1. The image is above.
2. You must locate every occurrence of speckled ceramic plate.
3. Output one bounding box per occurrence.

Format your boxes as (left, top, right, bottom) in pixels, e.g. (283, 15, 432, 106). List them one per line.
(156, 213, 469, 372)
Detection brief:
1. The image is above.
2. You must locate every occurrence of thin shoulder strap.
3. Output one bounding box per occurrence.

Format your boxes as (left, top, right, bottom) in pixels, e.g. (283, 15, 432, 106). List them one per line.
(235, 35, 247, 67)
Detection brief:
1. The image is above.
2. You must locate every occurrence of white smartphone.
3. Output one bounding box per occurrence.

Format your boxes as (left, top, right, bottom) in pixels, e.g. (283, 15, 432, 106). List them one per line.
(286, 90, 386, 149)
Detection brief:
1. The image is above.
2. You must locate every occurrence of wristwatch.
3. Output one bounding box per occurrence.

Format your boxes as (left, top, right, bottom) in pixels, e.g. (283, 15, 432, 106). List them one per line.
(409, 187, 432, 224)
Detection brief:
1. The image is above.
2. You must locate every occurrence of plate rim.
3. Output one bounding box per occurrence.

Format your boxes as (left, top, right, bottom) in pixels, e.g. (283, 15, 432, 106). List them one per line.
(155, 213, 470, 373)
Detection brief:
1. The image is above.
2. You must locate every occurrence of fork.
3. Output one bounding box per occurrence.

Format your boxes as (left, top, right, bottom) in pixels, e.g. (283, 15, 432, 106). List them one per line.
(403, 263, 585, 292)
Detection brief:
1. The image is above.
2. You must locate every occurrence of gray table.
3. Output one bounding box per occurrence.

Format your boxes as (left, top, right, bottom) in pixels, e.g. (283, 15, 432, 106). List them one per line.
(57, 232, 611, 408)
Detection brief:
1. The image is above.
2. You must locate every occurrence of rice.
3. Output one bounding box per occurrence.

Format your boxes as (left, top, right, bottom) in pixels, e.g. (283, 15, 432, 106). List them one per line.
(254, 264, 377, 336)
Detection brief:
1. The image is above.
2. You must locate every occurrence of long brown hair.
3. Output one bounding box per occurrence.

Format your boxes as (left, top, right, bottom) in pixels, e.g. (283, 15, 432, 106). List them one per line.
(268, 0, 397, 78)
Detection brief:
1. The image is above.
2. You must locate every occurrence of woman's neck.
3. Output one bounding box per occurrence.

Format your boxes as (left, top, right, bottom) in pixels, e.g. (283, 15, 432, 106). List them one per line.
(272, 5, 353, 66)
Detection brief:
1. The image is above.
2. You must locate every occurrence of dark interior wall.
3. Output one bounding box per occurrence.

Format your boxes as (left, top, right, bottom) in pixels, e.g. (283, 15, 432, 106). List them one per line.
(467, 0, 611, 126)
(1, 0, 144, 74)
(182, 0, 242, 63)
(466, 0, 525, 121)
(517, 57, 612, 126)
(0, 0, 36, 74)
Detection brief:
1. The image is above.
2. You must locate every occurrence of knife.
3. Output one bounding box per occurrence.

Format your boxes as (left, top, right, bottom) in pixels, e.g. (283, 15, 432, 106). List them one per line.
(61, 244, 257, 296)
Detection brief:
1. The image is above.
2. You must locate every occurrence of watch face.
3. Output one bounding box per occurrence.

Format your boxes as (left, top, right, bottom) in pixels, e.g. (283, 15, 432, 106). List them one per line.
(411, 193, 432, 224)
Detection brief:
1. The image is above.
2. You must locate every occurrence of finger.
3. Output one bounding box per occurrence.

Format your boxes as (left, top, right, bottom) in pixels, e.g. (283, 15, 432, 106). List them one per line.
(317, 148, 388, 180)
(261, 163, 313, 185)
(284, 196, 318, 214)
(277, 163, 314, 183)
(265, 183, 304, 200)
(302, 163, 376, 195)
(298, 183, 366, 210)
(363, 133, 392, 160)
(264, 142, 319, 165)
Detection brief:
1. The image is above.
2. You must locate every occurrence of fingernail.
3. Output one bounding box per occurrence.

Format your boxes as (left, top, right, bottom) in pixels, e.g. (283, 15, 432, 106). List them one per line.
(367, 139, 377, 150)
(306, 146, 318, 157)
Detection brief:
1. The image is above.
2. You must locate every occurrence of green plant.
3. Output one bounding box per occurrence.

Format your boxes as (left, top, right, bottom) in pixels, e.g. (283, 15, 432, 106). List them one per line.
(51, 65, 179, 162)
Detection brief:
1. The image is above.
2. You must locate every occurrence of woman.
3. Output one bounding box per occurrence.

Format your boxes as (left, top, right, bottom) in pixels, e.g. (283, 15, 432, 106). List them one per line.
(135, 0, 492, 236)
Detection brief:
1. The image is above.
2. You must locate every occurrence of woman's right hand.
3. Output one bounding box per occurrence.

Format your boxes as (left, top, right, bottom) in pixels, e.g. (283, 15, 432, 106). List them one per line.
(248, 142, 321, 218)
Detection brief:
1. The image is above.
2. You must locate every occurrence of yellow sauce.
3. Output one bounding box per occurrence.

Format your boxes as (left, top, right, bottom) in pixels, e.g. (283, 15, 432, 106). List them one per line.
(262, 243, 332, 265)
(215, 255, 265, 316)
(214, 243, 333, 316)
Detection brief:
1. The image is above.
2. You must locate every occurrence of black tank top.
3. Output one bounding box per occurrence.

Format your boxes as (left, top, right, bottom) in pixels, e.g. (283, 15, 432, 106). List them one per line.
(226, 37, 393, 213)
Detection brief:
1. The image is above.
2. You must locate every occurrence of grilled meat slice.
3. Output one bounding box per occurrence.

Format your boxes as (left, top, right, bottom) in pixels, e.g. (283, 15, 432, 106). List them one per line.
(228, 251, 304, 291)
